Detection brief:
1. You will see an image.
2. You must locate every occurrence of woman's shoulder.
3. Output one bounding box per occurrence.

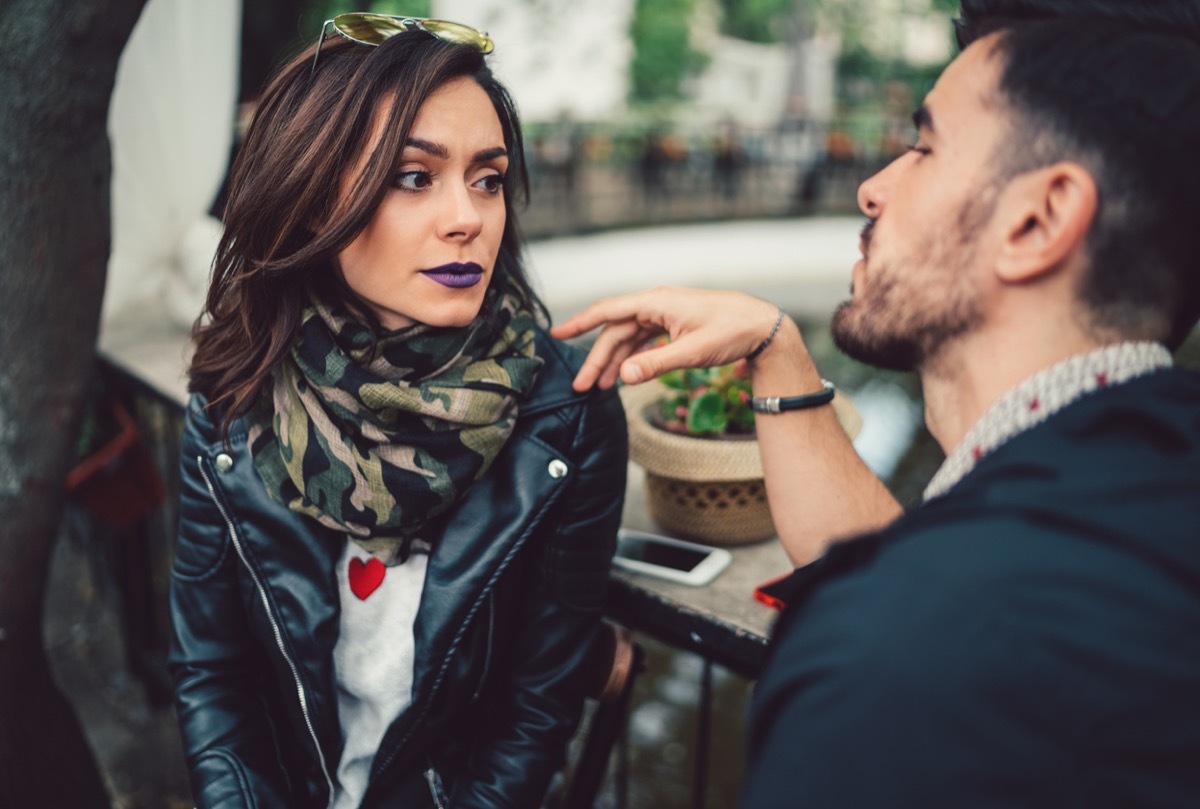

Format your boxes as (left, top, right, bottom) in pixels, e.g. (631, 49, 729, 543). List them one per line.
(182, 392, 249, 450)
(525, 328, 591, 406)
(518, 330, 628, 481)
(533, 326, 588, 377)
(524, 328, 624, 420)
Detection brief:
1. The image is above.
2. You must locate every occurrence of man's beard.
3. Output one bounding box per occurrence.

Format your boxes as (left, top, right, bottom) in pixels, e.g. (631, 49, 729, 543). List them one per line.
(831, 201, 992, 373)
(835, 228, 984, 369)
(831, 277, 980, 372)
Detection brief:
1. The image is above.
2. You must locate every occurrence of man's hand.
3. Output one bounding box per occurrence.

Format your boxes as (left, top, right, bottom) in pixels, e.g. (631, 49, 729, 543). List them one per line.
(550, 286, 783, 391)
(553, 283, 901, 564)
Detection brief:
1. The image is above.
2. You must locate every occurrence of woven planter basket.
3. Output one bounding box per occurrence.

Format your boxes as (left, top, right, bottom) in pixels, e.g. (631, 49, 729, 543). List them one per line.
(621, 380, 863, 546)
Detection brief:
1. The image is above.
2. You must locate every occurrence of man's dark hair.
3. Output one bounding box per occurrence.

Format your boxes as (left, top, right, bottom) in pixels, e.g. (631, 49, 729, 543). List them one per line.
(956, 0, 1200, 349)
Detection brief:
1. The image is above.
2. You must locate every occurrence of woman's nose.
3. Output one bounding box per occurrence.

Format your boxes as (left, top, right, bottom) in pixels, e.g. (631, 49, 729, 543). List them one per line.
(439, 183, 483, 242)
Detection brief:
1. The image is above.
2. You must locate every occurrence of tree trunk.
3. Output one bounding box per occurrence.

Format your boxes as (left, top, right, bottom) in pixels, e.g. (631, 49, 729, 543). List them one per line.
(0, 1, 147, 805)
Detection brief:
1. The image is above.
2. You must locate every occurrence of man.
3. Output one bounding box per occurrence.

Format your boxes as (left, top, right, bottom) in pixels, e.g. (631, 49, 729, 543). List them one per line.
(552, 0, 1200, 804)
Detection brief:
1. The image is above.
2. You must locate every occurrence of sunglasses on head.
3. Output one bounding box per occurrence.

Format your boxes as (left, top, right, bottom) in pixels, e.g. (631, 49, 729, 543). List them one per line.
(311, 13, 495, 76)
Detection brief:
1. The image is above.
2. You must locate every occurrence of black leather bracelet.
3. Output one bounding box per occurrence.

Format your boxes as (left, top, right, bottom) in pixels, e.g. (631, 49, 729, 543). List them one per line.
(750, 380, 835, 413)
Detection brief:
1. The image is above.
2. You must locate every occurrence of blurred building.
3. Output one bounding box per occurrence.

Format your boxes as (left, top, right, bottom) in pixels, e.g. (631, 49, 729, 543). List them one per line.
(847, 0, 954, 66)
(436, 0, 636, 122)
(434, 0, 951, 131)
(686, 1, 834, 129)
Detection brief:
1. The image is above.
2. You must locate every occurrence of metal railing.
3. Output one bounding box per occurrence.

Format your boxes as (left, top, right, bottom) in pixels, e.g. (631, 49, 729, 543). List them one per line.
(517, 121, 900, 238)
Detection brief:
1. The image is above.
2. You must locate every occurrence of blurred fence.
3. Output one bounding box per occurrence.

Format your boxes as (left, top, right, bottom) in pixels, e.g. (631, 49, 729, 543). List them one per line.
(519, 120, 903, 238)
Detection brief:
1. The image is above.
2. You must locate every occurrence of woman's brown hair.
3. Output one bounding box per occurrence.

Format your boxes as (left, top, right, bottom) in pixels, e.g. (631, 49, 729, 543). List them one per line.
(189, 29, 543, 439)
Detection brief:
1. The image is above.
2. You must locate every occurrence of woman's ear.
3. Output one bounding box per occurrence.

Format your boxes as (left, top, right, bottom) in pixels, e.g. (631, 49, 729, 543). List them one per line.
(994, 161, 1097, 284)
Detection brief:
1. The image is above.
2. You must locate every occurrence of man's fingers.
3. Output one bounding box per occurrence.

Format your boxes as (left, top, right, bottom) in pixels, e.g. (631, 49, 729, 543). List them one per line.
(551, 290, 674, 340)
(551, 299, 632, 340)
(556, 287, 774, 388)
(598, 341, 640, 389)
(549, 317, 589, 341)
(570, 359, 603, 392)
(570, 320, 646, 391)
(621, 338, 710, 385)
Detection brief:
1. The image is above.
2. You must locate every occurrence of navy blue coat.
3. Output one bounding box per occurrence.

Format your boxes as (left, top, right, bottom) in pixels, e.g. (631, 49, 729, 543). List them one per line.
(169, 331, 627, 809)
(744, 368, 1200, 808)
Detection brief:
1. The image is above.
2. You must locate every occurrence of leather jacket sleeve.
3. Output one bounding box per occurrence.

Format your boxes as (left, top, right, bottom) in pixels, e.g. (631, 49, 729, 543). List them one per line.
(167, 398, 294, 808)
(450, 386, 628, 808)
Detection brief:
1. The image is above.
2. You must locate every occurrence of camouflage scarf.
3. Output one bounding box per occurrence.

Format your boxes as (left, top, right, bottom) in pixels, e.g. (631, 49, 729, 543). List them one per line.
(247, 279, 542, 565)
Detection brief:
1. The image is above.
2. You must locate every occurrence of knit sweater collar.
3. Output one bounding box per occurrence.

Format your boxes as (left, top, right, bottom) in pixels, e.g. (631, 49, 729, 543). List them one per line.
(923, 342, 1173, 502)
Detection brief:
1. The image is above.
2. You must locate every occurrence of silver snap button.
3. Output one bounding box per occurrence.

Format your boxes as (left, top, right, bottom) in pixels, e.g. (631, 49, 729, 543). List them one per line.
(215, 453, 234, 473)
(547, 459, 568, 479)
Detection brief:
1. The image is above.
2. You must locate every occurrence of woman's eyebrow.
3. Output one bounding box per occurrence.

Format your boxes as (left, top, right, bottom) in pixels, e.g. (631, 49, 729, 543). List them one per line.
(405, 137, 449, 159)
(474, 147, 508, 162)
(403, 139, 507, 163)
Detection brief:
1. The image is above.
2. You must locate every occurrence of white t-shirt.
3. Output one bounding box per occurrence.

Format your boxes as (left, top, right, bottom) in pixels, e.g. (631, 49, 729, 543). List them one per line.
(330, 542, 427, 809)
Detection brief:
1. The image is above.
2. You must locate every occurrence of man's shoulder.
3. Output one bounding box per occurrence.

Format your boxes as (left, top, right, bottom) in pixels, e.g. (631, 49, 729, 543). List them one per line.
(800, 507, 1064, 607)
(771, 499, 1194, 670)
(749, 512, 1200, 809)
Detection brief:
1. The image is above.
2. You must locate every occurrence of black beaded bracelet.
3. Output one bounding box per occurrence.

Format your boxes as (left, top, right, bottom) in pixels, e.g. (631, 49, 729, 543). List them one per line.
(750, 380, 836, 413)
(745, 307, 784, 362)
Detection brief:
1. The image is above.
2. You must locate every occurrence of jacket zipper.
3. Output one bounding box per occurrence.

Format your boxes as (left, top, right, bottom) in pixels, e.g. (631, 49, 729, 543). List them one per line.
(364, 446, 571, 801)
(423, 759, 448, 808)
(368, 479, 569, 789)
(471, 589, 496, 702)
(198, 456, 336, 807)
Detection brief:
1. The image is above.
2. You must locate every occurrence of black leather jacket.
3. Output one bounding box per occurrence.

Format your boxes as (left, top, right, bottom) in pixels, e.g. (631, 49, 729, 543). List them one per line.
(168, 332, 628, 808)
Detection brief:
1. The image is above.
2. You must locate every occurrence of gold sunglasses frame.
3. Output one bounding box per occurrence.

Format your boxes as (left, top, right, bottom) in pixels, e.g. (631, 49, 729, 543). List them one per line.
(310, 13, 495, 76)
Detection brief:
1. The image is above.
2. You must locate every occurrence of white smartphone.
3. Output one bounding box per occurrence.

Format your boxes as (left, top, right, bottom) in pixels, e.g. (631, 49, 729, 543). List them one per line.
(613, 529, 732, 586)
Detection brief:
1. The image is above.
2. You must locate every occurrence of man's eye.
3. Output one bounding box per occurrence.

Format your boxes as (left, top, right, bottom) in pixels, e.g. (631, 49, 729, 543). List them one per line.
(394, 170, 433, 191)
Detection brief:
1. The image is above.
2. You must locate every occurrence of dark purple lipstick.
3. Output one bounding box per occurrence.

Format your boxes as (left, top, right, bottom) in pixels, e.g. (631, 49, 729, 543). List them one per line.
(421, 262, 484, 289)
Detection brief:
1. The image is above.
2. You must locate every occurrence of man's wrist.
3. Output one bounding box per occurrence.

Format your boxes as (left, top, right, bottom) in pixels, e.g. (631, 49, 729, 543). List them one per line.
(745, 307, 785, 362)
(747, 312, 801, 365)
(748, 316, 823, 395)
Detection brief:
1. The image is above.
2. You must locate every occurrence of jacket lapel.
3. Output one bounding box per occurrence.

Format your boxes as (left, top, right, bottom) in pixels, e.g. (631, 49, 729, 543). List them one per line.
(410, 428, 571, 698)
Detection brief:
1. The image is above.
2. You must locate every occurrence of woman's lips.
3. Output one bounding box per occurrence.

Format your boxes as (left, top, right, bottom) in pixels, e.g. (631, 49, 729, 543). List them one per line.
(421, 262, 484, 289)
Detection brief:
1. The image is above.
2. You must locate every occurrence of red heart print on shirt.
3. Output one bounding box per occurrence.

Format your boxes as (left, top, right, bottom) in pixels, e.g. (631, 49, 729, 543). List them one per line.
(348, 556, 385, 600)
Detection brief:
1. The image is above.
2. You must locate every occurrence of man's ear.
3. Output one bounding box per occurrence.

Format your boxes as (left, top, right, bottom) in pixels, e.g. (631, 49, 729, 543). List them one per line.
(994, 162, 1097, 284)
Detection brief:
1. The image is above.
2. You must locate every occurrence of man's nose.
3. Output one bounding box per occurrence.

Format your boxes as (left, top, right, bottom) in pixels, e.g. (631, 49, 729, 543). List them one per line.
(856, 153, 908, 218)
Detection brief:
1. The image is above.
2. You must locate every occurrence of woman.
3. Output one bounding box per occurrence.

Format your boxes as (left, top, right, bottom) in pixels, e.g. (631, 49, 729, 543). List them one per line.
(169, 14, 627, 809)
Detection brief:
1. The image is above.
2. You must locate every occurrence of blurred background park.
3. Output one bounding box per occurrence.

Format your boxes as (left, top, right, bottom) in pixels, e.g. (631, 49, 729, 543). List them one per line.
(17, 0, 1194, 808)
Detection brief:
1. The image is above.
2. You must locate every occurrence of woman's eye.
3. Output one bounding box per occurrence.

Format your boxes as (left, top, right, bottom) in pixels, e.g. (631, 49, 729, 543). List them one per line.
(907, 143, 932, 157)
(394, 170, 433, 192)
(474, 173, 506, 195)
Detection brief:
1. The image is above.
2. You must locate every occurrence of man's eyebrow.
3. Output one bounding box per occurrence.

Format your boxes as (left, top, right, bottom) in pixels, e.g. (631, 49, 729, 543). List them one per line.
(402, 139, 507, 163)
(912, 105, 935, 134)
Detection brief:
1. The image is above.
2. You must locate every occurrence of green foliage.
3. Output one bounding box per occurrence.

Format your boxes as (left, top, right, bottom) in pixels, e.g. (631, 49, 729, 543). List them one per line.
(812, 0, 955, 120)
(306, 0, 432, 22)
(656, 359, 755, 437)
(368, 0, 431, 16)
(717, 0, 793, 43)
(628, 0, 708, 103)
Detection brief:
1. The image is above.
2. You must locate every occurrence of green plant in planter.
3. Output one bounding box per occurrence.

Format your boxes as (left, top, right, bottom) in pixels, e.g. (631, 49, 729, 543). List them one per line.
(656, 357, 755, 437)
